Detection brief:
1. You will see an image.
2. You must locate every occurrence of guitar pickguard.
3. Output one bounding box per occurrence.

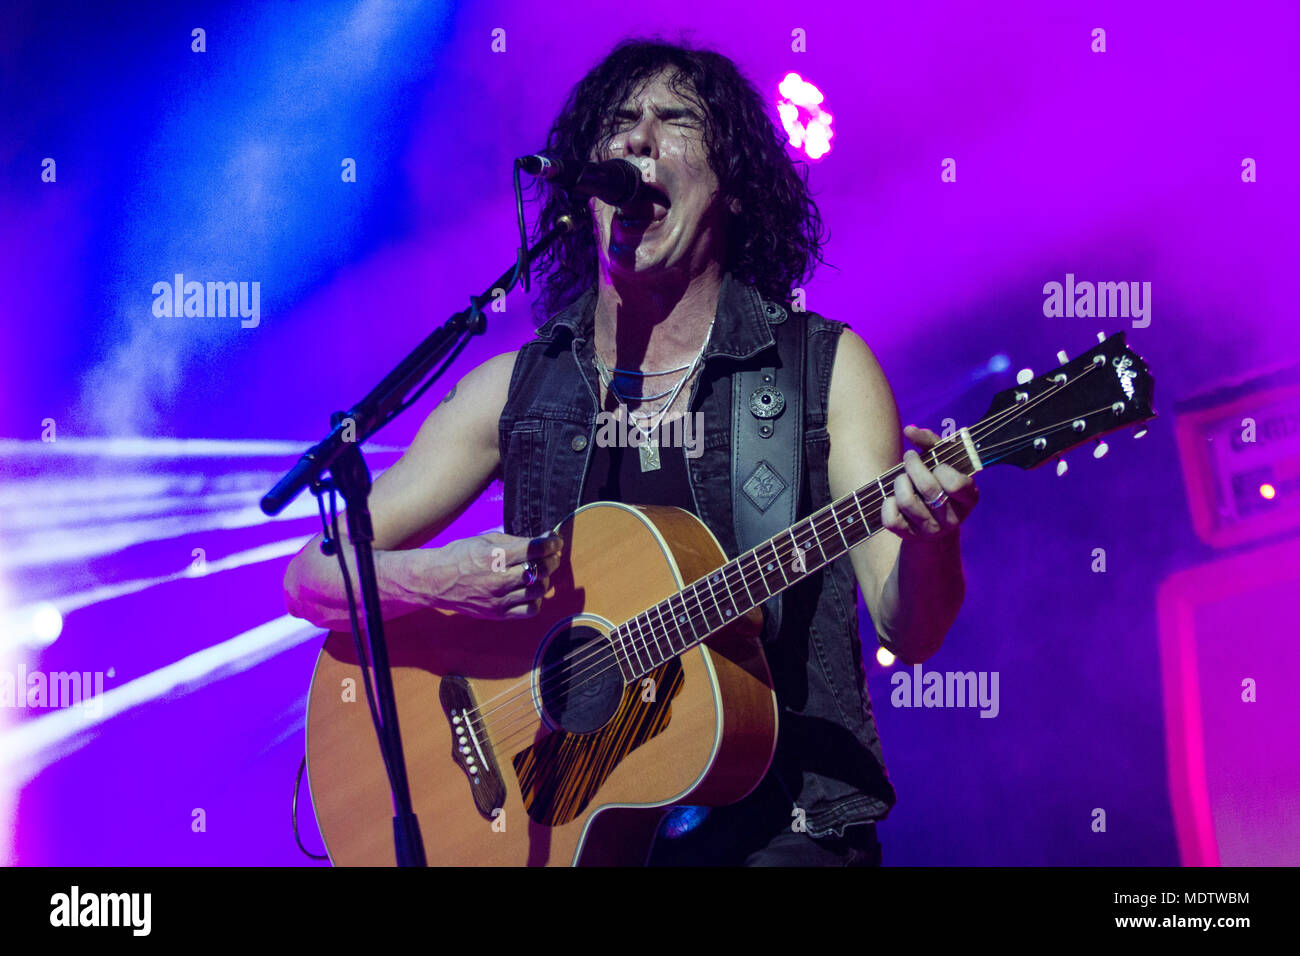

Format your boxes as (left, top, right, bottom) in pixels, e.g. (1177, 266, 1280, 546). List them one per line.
(511, 658, 684, 826)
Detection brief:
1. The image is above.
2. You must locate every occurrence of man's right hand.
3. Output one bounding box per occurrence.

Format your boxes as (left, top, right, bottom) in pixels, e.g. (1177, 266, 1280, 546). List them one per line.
(424, 531, 564, 620)
(283, 350, 526, 631)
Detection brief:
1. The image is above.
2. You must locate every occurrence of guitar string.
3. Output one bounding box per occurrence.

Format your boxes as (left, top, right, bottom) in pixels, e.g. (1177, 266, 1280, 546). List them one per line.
(461, 364, 1116, 747)
(461, 361, 1107, 739)
(461, 362, 1106, 745)
(470, 394, 1133, 759)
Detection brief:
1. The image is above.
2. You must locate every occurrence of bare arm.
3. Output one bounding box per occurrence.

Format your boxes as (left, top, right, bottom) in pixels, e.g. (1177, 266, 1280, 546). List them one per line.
(282, 349, 560, 629)
(826, 328, 979, 665)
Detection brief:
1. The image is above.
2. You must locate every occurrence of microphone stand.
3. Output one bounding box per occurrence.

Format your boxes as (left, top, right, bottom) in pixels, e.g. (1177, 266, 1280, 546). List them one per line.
(263, 213, 579, 866)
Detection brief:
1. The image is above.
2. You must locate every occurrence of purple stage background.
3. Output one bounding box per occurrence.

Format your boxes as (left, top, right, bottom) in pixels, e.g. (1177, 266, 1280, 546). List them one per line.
(2, 0, 1297, 865)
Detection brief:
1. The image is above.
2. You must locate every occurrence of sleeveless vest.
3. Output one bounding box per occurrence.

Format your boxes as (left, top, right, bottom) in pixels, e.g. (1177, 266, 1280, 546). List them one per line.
(497, 271, 897, 836)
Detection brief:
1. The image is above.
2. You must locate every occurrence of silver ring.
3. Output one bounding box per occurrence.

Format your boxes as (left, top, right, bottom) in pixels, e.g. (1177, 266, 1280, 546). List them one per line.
(521, 560, 539, 586)
(924, 491, 949, 511)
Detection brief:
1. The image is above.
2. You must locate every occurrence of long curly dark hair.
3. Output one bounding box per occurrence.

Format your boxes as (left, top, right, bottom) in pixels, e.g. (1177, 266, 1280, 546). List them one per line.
(529, 37, 828, 325)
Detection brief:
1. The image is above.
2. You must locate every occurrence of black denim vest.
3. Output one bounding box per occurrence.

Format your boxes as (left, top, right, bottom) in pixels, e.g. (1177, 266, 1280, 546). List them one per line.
(497, 271, 897, 836)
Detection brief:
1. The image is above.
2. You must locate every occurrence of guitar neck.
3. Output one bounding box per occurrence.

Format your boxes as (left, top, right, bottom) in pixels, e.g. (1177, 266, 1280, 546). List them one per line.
(607, 428, 984, 682)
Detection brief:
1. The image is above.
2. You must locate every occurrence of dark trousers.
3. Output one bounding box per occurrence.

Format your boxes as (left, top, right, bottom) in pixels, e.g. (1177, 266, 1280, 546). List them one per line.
(645, 771, 882, 867)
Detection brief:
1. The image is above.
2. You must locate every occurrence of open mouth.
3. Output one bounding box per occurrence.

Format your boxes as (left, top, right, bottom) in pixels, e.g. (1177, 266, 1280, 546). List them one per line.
(615, 213, 662, 231)
(615, 184, 670, 231)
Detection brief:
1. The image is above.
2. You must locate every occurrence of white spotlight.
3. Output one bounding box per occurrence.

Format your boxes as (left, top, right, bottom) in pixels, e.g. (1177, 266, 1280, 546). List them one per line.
(29, 603, 64, 647)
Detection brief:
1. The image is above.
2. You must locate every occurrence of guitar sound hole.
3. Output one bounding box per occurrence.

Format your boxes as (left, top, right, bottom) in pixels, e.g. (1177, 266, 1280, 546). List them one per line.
(537, 625, 625, 734)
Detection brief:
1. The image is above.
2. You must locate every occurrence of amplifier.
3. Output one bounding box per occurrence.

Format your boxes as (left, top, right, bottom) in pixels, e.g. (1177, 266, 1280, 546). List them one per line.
(1174, 365, 1300, 548)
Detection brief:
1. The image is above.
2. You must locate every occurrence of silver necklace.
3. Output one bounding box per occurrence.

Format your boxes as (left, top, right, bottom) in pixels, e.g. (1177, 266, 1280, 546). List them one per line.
(594, 318, 715, 472)
(603, 359, 695, 401)
(595, 360, 679, 403)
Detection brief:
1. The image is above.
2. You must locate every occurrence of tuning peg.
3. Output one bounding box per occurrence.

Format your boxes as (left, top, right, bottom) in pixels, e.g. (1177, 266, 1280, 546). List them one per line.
(1096, 331, 1106, 343)
(1132, 425, 1148, 439)
(1056, 350, 1069, 364)
(1093, 438, 1109, 459)
(1016, 368, 1034, 384)
(1056, 457, 1068, 476)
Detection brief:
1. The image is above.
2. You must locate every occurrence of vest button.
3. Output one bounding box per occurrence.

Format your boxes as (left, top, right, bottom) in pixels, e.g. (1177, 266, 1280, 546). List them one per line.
(571, 434, 588, 451)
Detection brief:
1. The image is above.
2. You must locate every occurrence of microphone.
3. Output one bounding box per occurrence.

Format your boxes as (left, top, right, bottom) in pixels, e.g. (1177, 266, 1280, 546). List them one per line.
(516, 155, 646, 205)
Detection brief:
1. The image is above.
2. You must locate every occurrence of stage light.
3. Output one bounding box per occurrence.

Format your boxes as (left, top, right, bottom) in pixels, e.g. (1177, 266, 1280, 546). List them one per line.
(1259, 483, 1277, 500)
(0, 602, 63, 652)
(0, 614, 321, 786)
(777, 73, 834, 160)
(29, 604, 62, 647)
(876, 646, 896, 667)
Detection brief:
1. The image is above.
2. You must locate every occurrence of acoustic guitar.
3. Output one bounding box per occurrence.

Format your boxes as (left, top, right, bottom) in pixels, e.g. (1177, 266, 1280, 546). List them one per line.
(305, 331, 1155, 865)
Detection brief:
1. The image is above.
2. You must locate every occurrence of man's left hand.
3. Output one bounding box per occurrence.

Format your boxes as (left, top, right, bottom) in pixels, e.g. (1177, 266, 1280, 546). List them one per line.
(880, 425, 980, 540)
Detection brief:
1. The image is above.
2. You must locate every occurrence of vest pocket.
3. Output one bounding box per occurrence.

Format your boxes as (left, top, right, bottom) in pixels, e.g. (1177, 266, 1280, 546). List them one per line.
(803, 425, 832, 502)
(503, 419, 543, 536)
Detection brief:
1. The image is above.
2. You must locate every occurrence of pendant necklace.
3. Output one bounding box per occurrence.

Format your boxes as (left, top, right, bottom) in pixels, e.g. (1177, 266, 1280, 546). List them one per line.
(594, 318, 715, 472)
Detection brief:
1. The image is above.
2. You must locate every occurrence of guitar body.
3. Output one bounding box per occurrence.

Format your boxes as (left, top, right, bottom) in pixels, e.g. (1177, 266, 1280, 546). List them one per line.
(305, 501, 779, 866)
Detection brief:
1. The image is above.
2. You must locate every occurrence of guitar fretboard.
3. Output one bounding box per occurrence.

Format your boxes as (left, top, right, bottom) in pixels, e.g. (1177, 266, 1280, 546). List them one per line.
(606, 428, 983, 681)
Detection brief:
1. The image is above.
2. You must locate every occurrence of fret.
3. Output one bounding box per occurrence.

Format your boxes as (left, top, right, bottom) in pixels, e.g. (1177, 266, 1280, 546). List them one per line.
(780, 528, 811, 580)
(846, 495, 871, 543)
(626, 612, 648, 671)
(864, 486, 886, 535)
(684, 588, 709, 642)
(642, 612, 663, 667)
(857, 494, 877, 539)
(633, 610, 655, 670)
(703, 569, 725, 626)
(649, 600, 673, 665)
(797, 517, 829, 568)
(688, 579, 716, 639)
(654, 597, 675, 656)
(656, 596, 675, 655)
(786, 530, 804, 577)
(876, 476, 889, 503)
(845, 489, 869, 535)
(768, 539, 790, 588)
(708, 566, 740, 624)
(645, 609, 667, 668)
(660, 595, 687, 655)
(735, 550, 758, 609)
(746, 549, 775, 604)
(668, 590, 701, 647)
(624, 613, 650, 671)
(829, 501, 850, 552)
(861, 491, 878, 534)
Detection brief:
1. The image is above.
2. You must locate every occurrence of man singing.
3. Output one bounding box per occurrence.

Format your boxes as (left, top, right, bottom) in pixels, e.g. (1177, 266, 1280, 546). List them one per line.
(284, 38, 978, 866)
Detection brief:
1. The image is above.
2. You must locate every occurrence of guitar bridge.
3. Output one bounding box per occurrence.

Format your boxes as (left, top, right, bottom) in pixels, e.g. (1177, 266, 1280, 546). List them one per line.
(439, 676, 506, 821)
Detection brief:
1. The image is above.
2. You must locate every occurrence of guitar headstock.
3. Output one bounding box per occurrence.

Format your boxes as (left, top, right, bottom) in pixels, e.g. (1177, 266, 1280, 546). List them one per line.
(971, 332, 1156, 471)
